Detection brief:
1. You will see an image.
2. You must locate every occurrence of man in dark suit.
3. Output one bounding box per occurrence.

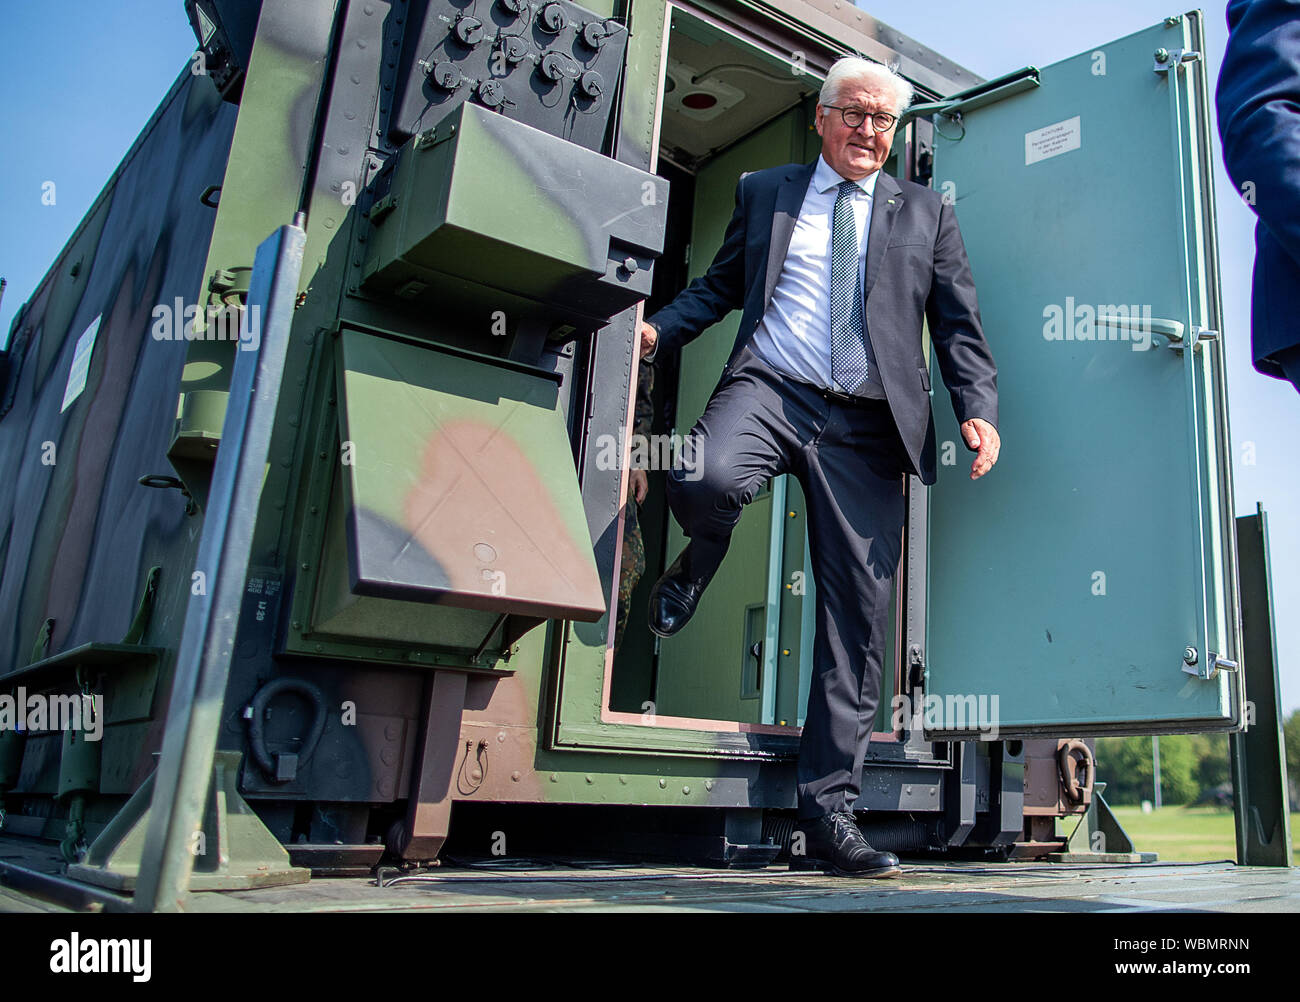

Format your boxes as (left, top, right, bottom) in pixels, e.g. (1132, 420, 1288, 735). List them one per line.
(1217, 0, 1300, 393)
(637, 56, 999, 877)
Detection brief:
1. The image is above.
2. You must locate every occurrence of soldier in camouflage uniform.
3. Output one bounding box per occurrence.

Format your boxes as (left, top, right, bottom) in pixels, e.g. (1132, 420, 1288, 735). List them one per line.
(614, 358, 654, 656)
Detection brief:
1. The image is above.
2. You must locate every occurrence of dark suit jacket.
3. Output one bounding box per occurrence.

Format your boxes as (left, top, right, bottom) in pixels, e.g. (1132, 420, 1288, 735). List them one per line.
(644, 159, 998, 486)
(1217, 0, 1300, 378)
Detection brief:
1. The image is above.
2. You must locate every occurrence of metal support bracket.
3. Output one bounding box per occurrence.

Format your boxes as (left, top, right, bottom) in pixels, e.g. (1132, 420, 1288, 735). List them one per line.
(67, 751, 309, 892)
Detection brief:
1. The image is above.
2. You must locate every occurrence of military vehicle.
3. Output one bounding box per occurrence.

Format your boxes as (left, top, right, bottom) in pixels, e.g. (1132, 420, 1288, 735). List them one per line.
(0, 0, 1287, 912)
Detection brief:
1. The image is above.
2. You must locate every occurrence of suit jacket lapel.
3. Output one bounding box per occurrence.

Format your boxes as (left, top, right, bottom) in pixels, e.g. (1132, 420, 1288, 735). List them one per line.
(863, 171, 903, 299)
(764, 161, 817, 311)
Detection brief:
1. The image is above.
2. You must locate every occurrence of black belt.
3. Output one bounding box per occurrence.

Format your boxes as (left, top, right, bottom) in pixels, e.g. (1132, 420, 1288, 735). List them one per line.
(815, 384, 888, 408)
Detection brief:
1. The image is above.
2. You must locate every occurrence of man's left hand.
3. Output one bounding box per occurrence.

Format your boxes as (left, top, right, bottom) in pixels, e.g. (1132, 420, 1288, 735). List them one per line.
(960, 418, 1000, 480)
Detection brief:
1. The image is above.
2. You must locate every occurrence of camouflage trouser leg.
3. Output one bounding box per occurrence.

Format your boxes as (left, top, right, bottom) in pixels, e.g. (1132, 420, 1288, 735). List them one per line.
(614, 502, 647, 656)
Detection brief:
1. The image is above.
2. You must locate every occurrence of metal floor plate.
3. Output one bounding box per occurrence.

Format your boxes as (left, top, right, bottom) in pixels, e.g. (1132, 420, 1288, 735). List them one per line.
(1, 835, 1295, 913)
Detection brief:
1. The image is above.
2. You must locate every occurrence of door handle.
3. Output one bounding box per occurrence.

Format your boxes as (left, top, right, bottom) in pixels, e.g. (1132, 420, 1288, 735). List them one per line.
(1095, 313, 1185, 348)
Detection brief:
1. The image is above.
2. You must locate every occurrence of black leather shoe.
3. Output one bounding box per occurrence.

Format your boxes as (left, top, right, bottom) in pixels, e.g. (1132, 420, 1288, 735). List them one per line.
(789, 811, 902, 878)
(647, 541, 723, 638)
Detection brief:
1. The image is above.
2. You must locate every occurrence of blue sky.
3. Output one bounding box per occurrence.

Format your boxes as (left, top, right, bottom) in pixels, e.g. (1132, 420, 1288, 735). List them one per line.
(0, 2, 1294, 714)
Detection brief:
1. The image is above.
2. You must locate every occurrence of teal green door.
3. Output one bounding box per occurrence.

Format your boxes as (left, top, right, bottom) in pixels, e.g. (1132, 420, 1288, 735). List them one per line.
(923, 14, 1242, 738)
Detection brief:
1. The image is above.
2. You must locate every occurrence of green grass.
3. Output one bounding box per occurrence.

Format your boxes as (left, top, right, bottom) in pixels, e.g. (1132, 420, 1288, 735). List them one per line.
(1055, 805, 1300, 862)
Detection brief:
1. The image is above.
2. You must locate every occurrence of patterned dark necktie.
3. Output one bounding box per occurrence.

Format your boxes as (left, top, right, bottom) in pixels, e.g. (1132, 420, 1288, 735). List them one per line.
(829, 179, 869, 393)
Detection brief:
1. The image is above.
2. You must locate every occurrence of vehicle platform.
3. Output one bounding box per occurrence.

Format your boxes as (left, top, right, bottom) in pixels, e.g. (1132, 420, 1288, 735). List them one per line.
(0, 835, 1294, 913)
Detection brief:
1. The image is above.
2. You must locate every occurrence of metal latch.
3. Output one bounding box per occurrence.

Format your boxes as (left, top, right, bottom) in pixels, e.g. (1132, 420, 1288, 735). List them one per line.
(368, 193, 398, 224)
(1182, 647, 1240, 680)
(414, 122, 456, 150)
(1153, 48, 1201, 73)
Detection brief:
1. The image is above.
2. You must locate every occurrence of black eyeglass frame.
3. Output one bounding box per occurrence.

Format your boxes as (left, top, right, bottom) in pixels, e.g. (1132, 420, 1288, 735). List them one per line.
(820, 105, 899, 132)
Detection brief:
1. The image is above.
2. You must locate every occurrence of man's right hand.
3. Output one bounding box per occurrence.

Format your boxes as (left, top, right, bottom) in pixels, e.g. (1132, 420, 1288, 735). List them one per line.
(629, 468, 649, 504)
(639, 321, 658, 359)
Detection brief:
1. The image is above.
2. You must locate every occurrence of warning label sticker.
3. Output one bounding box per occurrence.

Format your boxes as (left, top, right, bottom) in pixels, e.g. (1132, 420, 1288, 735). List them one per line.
(1025, 116, 1081, 166)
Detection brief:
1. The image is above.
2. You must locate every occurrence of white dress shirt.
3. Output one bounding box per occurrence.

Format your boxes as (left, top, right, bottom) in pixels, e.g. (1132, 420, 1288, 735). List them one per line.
(748, 154, 879, 393)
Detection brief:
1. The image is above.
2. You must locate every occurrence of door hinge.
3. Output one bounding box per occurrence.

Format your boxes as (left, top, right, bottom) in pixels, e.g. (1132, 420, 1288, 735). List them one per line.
(908, 643, 925, 688)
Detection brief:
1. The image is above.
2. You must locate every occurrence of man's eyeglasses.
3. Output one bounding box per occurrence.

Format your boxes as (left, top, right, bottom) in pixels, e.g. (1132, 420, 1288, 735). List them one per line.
(822, 105, 898, 132)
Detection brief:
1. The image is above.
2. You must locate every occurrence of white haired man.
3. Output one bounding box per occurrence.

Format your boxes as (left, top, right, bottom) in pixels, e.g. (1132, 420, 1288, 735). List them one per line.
(637, 56, 1001, 877)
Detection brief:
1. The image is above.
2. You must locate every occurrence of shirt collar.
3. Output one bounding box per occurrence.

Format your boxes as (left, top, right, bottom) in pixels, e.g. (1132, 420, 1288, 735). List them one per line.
(813, 154, 879, 198)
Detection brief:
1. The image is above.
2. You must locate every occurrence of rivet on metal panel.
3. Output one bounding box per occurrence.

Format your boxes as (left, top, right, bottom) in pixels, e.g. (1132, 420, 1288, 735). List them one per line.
(585, 774, 593, 783)
(658, 778, 666, 788)
(550, 773, 558, 782)
(682, 786, 690, 795)
(705, 780, 713, 791)
(511, 771, 520, 781)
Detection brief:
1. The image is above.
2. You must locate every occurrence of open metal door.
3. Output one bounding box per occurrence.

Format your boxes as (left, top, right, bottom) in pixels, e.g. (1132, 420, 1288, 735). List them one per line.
(653, 108, 809, 724)
(922, 12, 1242, 738)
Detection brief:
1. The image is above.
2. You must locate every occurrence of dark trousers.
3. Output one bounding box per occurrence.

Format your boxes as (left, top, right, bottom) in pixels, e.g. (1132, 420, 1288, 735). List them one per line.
(666, 344, 909, 819)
